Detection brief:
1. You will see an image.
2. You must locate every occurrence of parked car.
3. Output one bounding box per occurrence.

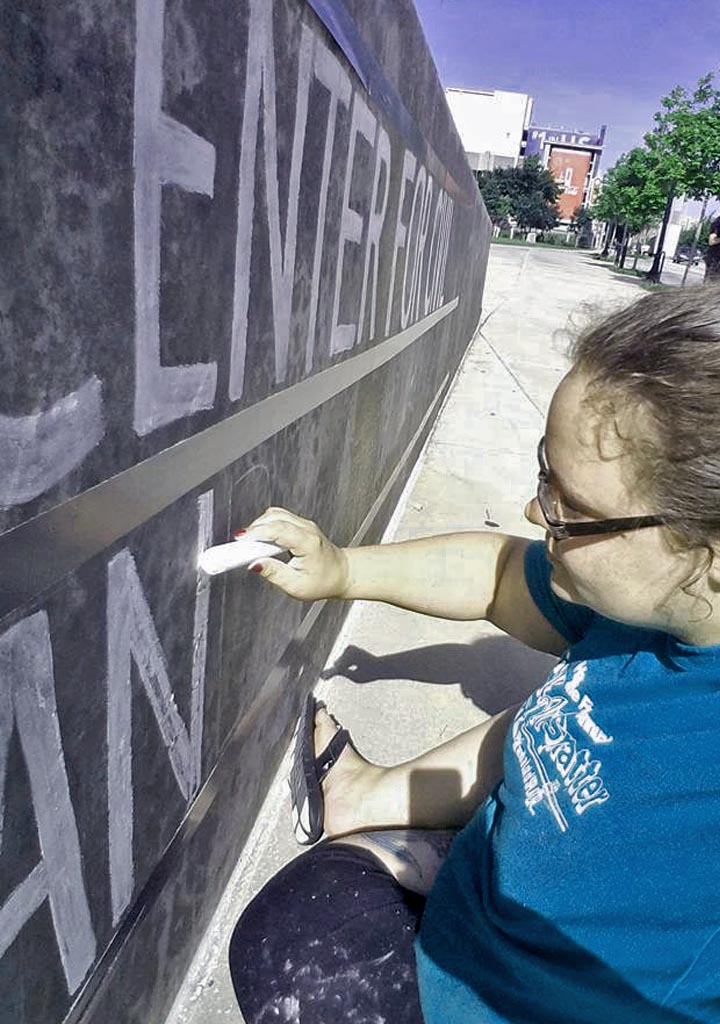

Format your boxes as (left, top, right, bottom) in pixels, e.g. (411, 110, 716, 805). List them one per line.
(673, 245, 703, 265)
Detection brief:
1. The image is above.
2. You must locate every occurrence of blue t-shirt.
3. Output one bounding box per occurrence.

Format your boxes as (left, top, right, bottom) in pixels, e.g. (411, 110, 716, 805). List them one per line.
(417, 541, 720, 1024)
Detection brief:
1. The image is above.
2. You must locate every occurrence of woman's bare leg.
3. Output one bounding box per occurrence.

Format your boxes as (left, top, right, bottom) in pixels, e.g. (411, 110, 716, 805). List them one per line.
(333, 829, 456, 895)
(311, 702, 518, 890)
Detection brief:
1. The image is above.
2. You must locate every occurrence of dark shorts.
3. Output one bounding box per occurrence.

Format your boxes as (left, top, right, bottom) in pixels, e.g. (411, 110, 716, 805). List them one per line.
(229, 842, 426, 1024)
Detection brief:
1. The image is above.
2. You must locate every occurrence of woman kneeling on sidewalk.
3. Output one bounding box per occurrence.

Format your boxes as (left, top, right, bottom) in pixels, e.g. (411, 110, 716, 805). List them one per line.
(230, 287, 720, 1024)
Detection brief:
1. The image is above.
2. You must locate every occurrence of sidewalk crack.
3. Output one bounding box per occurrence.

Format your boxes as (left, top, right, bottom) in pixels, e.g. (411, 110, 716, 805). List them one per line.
(478, 332, 545, 419)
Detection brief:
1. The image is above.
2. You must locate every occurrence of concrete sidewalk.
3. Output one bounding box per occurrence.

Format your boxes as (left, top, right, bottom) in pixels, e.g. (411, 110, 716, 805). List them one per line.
(165, 246, 644, 1024)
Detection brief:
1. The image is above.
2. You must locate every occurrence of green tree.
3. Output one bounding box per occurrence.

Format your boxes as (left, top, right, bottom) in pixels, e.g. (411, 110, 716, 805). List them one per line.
(591, 148, 666, 264)
(476, 157, 560, 230)
(514, 193, 559, 232)
(590, 173, 621, 256)
(473, 169, 512, 226)
(646, 74, 720, 201)
(595, 148, 666, 233)
(643, 72, 720, 279)
(571, 205, 594, 248)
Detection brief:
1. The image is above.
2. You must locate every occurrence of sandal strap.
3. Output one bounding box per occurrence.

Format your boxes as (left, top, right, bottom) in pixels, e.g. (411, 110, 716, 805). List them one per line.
(315, 728, 350, 781)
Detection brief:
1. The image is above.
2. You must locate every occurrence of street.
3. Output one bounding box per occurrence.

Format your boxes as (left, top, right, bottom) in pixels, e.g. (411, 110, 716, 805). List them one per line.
(632, 254, 706, 287)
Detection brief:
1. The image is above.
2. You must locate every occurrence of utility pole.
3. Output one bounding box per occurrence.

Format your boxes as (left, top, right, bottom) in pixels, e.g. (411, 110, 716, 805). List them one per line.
(646, 184, 675, 283)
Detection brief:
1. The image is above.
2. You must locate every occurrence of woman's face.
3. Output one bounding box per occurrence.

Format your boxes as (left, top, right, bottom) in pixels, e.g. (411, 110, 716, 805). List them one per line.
(525, 370, 713, 641)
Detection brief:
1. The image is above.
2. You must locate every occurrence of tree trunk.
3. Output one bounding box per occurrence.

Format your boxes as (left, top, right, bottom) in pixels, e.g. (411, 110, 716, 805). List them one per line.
(646, 185, 675, 283)
(600, 222, 616, 258)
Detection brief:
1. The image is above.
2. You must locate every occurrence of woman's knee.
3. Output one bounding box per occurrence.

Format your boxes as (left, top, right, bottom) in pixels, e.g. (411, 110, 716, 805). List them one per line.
(229, 843, 425, 1023)
(229, 845, 376, 988)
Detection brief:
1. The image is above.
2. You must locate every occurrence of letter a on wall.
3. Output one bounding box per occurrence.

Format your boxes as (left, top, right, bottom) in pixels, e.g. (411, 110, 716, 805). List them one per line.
(0, 612, 97, 994)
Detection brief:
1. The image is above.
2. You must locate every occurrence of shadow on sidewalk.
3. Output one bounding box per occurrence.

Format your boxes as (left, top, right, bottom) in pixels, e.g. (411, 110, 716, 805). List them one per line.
(321, 636, 556, 714)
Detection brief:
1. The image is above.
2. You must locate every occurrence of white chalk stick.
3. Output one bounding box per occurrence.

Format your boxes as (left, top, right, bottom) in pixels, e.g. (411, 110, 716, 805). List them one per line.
(198, 538, 286, 576)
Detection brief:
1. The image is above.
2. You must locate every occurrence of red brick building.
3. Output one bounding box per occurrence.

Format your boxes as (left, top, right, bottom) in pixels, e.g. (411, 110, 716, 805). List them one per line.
(523, 125, 606, 222)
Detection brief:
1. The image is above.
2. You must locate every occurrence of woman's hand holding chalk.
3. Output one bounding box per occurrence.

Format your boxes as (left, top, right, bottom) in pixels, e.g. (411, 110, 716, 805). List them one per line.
(198, 537, 286, 576)
(237, 507, 351, 601)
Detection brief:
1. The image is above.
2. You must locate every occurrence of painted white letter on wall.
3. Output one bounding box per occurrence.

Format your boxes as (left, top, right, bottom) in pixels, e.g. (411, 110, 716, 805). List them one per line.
(330, 93, 377, 355)
(134, 0, 218, 435)
(411, 175, 434, 324)
(385, 149, 417, 336)
(107, 490, 212, 924)
(304, 39, 352, 374)
(424, 190, 447, 316)
(0, 612, 96, 994)
(230, 4, 313, 399)
(0, 376, 104, 507)
(400, 165, 426, 330)
(434, 198, 455, 308)
(356, 124, 391, 345)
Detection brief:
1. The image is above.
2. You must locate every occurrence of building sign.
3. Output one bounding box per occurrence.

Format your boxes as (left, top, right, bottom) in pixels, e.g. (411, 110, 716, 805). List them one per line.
(525, 125, 605, 156)
(548, 149, 592, 220)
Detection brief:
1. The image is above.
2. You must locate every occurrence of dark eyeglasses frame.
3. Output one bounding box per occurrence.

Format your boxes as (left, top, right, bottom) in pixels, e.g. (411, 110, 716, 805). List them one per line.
(536, 437, 673, 541)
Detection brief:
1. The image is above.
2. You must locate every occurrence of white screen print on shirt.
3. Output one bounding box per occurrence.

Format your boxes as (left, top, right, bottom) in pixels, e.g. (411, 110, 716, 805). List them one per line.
(512, 660, 613, 832)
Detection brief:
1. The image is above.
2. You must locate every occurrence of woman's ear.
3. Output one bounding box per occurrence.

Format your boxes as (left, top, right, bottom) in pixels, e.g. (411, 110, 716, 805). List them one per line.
(592, 400, 649, 466)
(706, 546, 720, 592)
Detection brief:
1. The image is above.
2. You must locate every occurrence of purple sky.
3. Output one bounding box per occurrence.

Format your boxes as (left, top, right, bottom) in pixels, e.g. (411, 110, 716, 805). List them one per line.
(414, 0, 720, 173)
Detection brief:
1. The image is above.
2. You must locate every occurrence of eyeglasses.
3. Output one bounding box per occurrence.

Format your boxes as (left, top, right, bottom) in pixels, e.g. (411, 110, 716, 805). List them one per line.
(536, 437, 672, 541)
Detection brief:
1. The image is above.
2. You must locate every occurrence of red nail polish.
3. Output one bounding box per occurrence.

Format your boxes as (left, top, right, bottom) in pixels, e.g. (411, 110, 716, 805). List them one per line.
(234, 528, 246, 537)
(250, 563, 263, 574)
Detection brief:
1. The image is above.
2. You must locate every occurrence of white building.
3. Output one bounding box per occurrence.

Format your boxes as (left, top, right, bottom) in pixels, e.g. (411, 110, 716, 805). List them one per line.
(663, 196, 687, 260)
(445, 87, 534, 172)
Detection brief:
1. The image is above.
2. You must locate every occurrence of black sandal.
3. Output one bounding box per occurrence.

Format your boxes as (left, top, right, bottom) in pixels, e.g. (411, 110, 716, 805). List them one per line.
(288, 693, 350, 845)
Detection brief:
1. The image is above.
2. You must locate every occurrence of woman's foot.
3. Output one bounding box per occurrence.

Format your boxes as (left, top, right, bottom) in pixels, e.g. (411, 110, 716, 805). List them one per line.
(313, 705, 384, 838)
(313, 706, 455, 893)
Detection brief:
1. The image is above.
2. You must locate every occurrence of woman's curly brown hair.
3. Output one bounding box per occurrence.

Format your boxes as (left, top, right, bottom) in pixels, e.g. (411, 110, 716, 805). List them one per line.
(569, 284, 720, 558)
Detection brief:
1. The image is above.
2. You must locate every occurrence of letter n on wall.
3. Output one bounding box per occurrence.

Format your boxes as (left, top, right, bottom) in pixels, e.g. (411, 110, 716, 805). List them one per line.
(107, 491, 212, 925)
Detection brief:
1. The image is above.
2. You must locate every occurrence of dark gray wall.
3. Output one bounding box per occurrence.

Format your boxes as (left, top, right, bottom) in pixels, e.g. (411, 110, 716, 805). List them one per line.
(0, 0, 490, 1021)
